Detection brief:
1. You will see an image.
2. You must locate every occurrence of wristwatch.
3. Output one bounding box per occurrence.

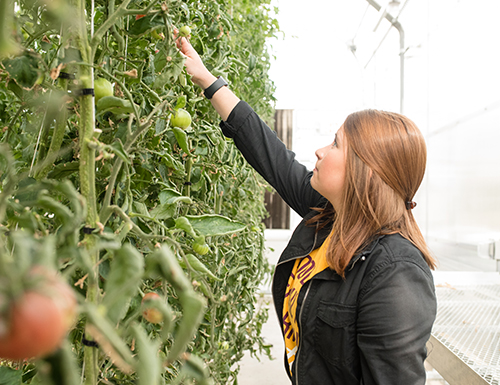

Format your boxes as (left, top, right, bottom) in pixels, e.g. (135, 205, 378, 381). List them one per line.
(204, 76, 228, 99)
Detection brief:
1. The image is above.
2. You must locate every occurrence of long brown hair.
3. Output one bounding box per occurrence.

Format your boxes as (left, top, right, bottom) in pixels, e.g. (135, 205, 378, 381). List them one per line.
(310, 109, 437, 277)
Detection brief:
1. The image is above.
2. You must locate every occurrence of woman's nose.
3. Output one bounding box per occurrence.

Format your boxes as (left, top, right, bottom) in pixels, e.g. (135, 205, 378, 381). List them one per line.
(315, 146, 325, 159)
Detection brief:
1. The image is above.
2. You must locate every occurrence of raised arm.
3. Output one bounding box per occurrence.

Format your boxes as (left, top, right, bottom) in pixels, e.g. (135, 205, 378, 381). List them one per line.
(176, 36, 239, 121)
(175, 35, 324, 216)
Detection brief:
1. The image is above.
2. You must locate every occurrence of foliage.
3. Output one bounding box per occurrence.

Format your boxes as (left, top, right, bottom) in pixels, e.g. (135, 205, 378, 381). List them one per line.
(0, 0, 279, 384)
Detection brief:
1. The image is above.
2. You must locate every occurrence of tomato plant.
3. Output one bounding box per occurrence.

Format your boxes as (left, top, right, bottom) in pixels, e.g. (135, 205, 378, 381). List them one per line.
(0, 0, 279, 383)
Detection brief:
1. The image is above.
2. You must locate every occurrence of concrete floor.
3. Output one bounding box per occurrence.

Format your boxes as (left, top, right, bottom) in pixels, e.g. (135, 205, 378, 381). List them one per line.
(237, 295, 290, 385)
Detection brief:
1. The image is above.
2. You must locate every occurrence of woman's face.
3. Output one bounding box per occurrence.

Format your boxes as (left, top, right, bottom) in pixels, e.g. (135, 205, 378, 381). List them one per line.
(310, 127, 347, 210)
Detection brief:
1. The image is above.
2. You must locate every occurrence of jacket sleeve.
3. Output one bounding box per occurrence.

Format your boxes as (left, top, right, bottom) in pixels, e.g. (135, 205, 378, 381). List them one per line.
(219, 101, 324, 218)
(356, 249, 437, 385)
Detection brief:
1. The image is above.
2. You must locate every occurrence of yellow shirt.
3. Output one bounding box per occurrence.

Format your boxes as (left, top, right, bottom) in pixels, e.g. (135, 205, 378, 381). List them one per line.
(282, 234, 332, 374)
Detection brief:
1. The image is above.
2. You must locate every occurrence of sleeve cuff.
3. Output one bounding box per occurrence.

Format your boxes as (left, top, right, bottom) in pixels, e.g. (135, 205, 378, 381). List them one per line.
(219, 101, 254, 138)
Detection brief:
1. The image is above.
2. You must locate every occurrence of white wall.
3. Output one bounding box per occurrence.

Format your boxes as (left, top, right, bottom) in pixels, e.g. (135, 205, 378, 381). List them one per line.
(270, 0, 500, 269)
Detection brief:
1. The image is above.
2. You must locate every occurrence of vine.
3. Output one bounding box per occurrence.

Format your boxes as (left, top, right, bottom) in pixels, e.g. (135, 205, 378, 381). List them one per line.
(0, 0, 279, 384)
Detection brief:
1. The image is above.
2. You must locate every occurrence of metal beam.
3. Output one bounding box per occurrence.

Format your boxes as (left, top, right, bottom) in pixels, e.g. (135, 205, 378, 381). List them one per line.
(426, 335, 490, 385)
(364, 0, 406, 114)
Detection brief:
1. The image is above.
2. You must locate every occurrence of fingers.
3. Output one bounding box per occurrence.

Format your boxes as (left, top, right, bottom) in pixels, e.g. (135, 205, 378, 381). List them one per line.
(178, 37, 196, 59)
(173, 29, 190, 54)
(173, 27, 181, 49)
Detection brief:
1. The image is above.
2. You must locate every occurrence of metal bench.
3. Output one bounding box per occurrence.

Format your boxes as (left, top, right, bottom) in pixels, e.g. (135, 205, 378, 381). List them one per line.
(427, 273, 500, 385)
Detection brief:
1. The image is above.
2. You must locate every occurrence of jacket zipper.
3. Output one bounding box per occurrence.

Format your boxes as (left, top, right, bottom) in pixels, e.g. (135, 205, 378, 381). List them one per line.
(272, 230, 319, 384)
(274, 229, 319, 270)
(294, 280, 312, 385)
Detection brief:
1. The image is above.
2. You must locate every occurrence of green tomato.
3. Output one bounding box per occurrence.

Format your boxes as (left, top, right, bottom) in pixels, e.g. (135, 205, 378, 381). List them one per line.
(170, 108, 192, 129)
(179, 26, 191, 37)
(94, 78, 113, 102)
(193, 242, 209, 256)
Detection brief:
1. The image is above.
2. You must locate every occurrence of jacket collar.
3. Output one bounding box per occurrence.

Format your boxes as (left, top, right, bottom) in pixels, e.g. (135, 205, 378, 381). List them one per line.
(277, 210, 332, 265)
(278, 211, 386, 272)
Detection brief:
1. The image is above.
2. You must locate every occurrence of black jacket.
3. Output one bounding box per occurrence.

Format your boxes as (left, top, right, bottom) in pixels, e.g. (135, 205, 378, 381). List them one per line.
(220, 101, 437, 385)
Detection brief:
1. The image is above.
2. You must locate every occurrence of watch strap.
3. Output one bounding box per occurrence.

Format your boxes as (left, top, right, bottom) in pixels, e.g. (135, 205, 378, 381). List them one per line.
(204, 76, 228, 99)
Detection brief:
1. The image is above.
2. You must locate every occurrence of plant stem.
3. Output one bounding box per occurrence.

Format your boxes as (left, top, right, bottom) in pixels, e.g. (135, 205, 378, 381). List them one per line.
(90, 0, 132, 58)
(183, 155, 193, 198)
(35, 80, 70, 180)
(99, 101, 168, 226)
(70, 0, 100, 383)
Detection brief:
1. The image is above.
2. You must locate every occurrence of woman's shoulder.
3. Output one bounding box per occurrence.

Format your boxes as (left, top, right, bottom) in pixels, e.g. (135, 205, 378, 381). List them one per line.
(367, 233, 433, 275)
(357, 233, 436, 300)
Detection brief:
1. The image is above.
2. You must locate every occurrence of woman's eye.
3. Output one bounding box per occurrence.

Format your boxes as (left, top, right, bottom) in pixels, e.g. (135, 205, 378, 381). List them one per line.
(332, 140, 337, 148)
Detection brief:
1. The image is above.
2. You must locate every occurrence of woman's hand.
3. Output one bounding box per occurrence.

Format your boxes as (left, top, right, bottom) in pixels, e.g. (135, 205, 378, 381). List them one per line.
(174, 30, 240, 121)
(175, 35, 216, 90)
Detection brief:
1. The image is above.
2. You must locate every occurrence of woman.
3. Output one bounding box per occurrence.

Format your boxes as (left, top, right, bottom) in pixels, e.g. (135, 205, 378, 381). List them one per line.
(176, 35, 437, 385)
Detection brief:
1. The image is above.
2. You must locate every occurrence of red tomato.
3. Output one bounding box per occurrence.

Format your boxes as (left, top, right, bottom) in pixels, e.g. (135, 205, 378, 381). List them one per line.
(141, 292, 164, 324)
(136, 14, 146, 20)
(0, 291, 66, 360)
(28, 266, 78, 330)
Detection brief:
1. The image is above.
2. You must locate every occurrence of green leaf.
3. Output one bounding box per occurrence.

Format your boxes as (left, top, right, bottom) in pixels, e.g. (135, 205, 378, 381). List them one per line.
(155, 118, 167, 136)
(3, 54, 39, 89)
(193, 10, 205, 24)
(150, 191, 191, 219)
(175, 216, 196, 237)
(38, 341, 81, 385)
(168, 196, 192, 205)
(159, 188, 181, 204)
(47, 161, 80, 179)
(0, 367, 22, 385)
(132, 324, 162, 385)
(96, 96, 136, 114)
(153, 53, 186, 89)
(186, 253, 221, 281)
(13, 176, 37, 204)
(109, 139, 131, 164)
(83, 303, 136, 372)
(133, 201, 149, 216)
(159, 151, 184, 174)
(175, 95, 187, 109)
(172, 127, 190, 153)
(127, 15, 164, 37)
(158, 189, 192, 206)
(6, 79, 24, 99)
(149, 203, 175, 220)
(103, 244, 145, 323)
(186, 214, 246, 236)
